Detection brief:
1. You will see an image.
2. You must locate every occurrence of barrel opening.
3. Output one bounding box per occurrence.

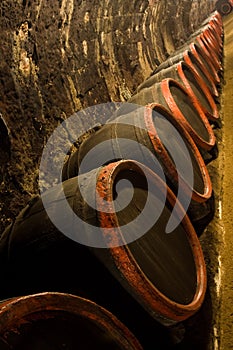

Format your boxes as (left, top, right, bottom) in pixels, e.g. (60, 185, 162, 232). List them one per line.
(4, 310, 123, 350)
(112, 165, 197, 305)
(150, 107, 205, 195)
(216, 0, 232, 15)
(201, 35, 215, 52)
(182, 65, 212, 114)
(195, 44, 215, 76)
(168, 81, 210, 141)
(189, 52, 213, 92)
(127, 195, 197, 305)
(222, 3, 232, 13)
(0, 292, 144, 349)
(112, 168, 149, 223)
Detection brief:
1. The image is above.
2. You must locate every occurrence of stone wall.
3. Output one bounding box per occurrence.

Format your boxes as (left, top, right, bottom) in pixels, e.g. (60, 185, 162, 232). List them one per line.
(0, 0, 215, 233)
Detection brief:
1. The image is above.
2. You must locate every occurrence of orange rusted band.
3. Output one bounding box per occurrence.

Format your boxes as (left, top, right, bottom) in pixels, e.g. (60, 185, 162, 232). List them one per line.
(159, 78, 216, 150)
(197, 35, 221, 74)
(185, 46, 219, 97)
(96, 160, 207, 325)
(191, 40, 220, 84)
(177, 61, 219, 121)
(0, 292, 143, 349)
(145, 103, 212, 203)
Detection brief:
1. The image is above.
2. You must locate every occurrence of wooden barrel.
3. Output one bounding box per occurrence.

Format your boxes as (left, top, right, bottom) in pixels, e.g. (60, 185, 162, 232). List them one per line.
(201, 31, 222, 60)
(175, 42, 220, 84)
(189, 23, 220, 40)
(127, 79, 216, 150)
(200, 11, 223, 26)
(194, 34, 222, 73)
(185, 44, 219, 96)
(0, 292, 142, 350)
(182, 31, 222, 72)
(208, 17, 224, 38)
(0, 160, 207, 327)
(201, 13, 224, 51)
(152, 47, 219, 98)
(196, 21, 223, 53)
(216, 0, 232, 15)
(189, 22, 223, 54)
(63, 104, 212, 204)
(135, 61, 219, 121)
(204, 29, 223, 54)
(188, 43, 221, 93)
(210, 13, 224, 32)
(199, 12, 223, 42)
(62, 104, 215, 233)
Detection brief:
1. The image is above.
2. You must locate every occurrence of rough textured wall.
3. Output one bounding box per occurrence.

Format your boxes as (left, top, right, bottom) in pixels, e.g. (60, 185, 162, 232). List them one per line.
(0, 0, 215, 233)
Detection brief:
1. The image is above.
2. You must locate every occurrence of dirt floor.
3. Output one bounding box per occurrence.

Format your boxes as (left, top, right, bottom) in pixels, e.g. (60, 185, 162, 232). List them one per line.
(219, 12, 233, 350)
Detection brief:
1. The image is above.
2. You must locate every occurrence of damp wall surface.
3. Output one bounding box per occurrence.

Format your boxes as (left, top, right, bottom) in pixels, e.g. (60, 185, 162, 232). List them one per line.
(0, 0, 215, 232)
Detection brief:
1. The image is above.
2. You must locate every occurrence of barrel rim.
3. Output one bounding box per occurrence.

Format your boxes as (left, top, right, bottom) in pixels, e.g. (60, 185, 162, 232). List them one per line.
(199, 32, 221, 60)
(205, 29, 223, 50)
(202, 31, 222, 57)
(194, 36, 221, 79)
(144, 103, 212, 202)
(185, 44, 219, 97)
(96, 160, 207, 324)
(0, 292, 143, 350)
(216, 0, 232, 15)
(189, 41, 220, 83)
(177, 61, 219, 121)
(158, 78, 216, 150)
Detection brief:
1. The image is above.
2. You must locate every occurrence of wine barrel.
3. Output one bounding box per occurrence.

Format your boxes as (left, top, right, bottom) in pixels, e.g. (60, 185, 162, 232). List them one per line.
(189, 23, 221, 41)
(210, 13, 224, 32)
(172, 41, 220, 84)
(135, 61, 219, 121)
(62, 103, 215, 233)
(176, 25, 222, 61)
(199, 11, 223, 38)
(203, 31, 222, 55)
(200, 11, 223, 27)
(62, 103, 212, 204)
(204, 29, 223, 54)
(184, 45, 219, 98)
(0, 160, 207, 327)
(194, 34, 222, 73)
(206, 18, 223, 40)
(208, 17, 224, 39)
(216, 0, 232, 16)
(181, 30, 223, 73)
(124, 79, 216, 150)
(189, 21, 223, 53)
(201, 31, 222, 60)
(203, 14, 223, 49)
(152, 47, 218, 98)
(199, 21, 223, 51)
(0, 292, 142, 350)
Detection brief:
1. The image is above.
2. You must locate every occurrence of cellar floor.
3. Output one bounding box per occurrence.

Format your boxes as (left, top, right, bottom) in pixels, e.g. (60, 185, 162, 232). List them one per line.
(218, 11, 233, 350)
